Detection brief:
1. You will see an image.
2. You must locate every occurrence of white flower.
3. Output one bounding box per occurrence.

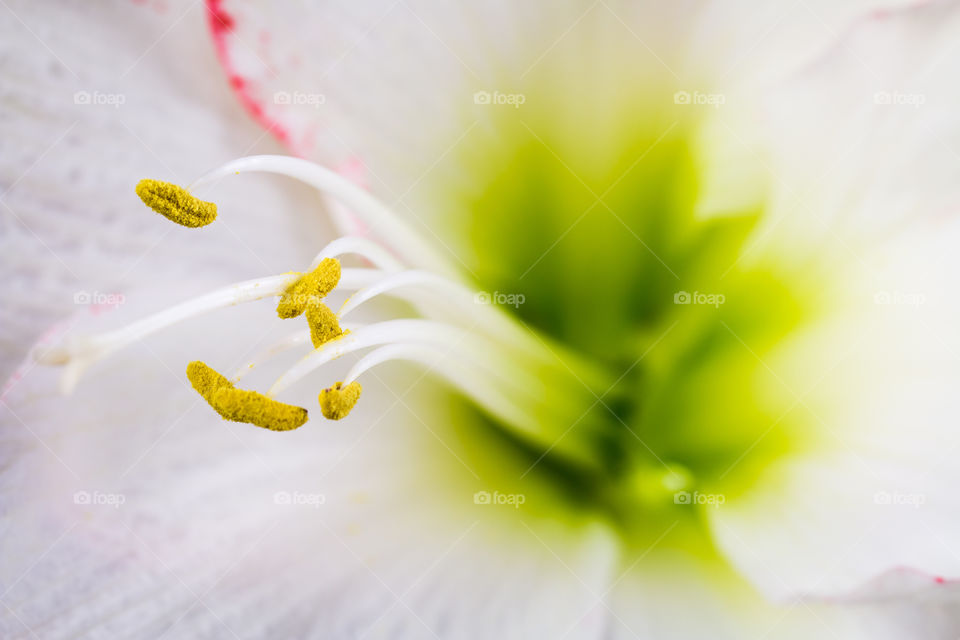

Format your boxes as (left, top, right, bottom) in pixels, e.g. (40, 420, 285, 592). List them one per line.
(4, 1, 960, 638)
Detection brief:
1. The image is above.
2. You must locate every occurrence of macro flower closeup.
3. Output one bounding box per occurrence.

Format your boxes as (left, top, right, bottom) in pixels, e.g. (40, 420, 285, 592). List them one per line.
(4, 0, 960, 638)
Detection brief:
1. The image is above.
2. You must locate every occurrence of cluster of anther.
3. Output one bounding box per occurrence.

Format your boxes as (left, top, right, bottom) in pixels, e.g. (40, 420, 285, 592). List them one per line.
(136, 179, 362, 431)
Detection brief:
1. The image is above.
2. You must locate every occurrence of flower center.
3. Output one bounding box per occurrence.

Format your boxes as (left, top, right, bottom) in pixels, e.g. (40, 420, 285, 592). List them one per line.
(429, 96, 828, 546)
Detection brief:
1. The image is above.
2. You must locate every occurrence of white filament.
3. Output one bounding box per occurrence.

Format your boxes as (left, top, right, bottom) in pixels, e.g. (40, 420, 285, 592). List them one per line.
(33, 269, 383, 392)
(231, 330, 311, 382)
(338, 270, 470, 320)
(189, 155, 454, 276)
(267, 320, 472, 397)
(338, 270, 556, 359)
(266, 318, 587, 418)
(308, 235, 404, 272)
(342, 343, 542, 436)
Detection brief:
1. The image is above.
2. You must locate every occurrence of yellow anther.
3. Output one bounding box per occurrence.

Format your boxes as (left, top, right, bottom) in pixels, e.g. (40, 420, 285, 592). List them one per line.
(186, 360, 308, 431)
(318, 381, 362, 420)
(276, 258, 342, 319)
(136, 179, 217, 228)
(210, 387, 309, 432)
(186, 360, 232, 403)
(306, 299, 345, 347)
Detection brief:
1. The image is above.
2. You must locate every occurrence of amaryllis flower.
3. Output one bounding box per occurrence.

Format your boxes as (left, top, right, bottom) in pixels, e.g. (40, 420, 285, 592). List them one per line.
(4, 0, 960, 637)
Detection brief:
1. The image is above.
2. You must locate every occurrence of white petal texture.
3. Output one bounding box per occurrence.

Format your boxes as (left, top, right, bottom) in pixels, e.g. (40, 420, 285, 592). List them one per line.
(0, 0, 326, 381)
(5, 0, 960, 639)
(205, 0, 910, 203)
(712, 0, 960, 601)
(1, 278, 620, 639)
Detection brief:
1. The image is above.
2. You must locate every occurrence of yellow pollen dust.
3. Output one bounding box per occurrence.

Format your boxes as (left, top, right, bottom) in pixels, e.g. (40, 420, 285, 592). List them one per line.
(276, 258, 342, 319)
(210, 387, 309, 432)
(319, 381, 362, 420)
(306, 300, 346, 347)
(136, 179, 217, 228)
(186, 360, 308, 431)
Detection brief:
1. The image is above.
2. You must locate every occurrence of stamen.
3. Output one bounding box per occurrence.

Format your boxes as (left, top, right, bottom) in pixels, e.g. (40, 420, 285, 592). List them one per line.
(310, 236, 403, 272)
(276, 257, 341, 319)
(211, 387, 309, 432)
(188, 155, 454, 276)
(186, 360, 308, 431)
(229, 322, 360, 383)
(266, 318, 588, 404)
(231, 330, 311, 382)
(47, 161, 605, 453)
(332, 343, 602, 468)
(267, 319, 472, 397)
(337, 270, 468, 320)
(318, 381, 362, 420)
(136, 179, 217, 228)
(306, 300, 346, 347)
(336, 270, 553, 359)
(35, 269, 384, 392)
(186, 360, 232, 403)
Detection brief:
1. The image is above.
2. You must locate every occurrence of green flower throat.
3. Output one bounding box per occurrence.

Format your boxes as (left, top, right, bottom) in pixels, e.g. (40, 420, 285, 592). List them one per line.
(436, 95, 828, 547)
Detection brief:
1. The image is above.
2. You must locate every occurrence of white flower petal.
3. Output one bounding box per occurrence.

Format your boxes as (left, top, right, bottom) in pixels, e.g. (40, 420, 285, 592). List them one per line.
(609, 559, 960, 639)
(706, 2, 960, 601)
(820, 568, 960, 639)
(207, 0, 898, 189)
(0, 0, 328, 380)
(756, 0, 960, 248)
(606, 551, 876, 640)
(711, 216, 960, 599)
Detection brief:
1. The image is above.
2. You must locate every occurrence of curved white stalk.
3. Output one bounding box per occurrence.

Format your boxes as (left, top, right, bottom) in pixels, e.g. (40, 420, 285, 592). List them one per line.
(342, 343, 543, 434)
(266, 319, 589, 415)
(338, 270, 559, 360)
(267, 320, 471, 397)
(338, 270, 467, 319)
(231, 330, 311, 382)
(34, 269, 384, 393)
(189, 155, 454, 277)
(339, 343, 604, 469)
(309, 235, 404, 272)
(230, 323, 361, 383)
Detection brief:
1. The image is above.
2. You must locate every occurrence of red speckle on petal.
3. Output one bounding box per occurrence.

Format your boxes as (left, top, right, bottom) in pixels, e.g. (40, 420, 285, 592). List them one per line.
(935, 576, 946, 584)
(207, 0, 234, 33)
(204, 0, 293, 148)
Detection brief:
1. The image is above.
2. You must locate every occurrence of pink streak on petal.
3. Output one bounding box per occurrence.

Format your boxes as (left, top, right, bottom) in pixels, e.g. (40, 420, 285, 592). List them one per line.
(205, 0, 293, 148)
